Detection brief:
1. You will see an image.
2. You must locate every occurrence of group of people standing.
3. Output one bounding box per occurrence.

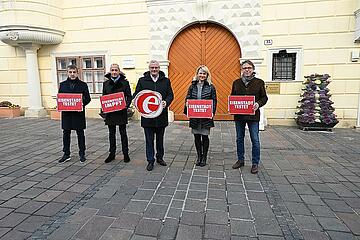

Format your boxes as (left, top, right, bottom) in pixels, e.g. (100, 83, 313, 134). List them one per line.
(57, 59, 267, 174)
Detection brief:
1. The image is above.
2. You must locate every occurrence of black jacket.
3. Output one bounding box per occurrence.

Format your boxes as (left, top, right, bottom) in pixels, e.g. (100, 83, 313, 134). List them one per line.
(184, 80, 217, 129)
(59, 78, 91, 130)
(102, 73, 132, 125)
(134, 71, 174, 128)
(231, 77, 268, 122)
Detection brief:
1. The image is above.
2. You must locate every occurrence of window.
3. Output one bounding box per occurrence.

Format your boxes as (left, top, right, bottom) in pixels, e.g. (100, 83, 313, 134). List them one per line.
(272, 50, 296, 81)
(56, 56, 105, 94)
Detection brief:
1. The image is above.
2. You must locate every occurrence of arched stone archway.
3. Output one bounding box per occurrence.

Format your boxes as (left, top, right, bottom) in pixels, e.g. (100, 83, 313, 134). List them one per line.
(168, 22, 241, 120)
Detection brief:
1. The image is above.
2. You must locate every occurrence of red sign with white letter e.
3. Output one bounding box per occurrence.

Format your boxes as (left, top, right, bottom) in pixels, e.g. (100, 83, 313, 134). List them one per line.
(100, 92, 126, 113)
(133, 90, 163, 118)
(57, 93, 83, 111)
(187, 99, 213, 119)
(228, 95, 255, 115)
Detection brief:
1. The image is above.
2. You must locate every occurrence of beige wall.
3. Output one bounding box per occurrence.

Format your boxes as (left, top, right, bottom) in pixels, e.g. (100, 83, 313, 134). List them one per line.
(261, 0, 360, 128)
(0, 0, 150, 116)
(0, 0, 359, 127)
(42, 0, 150, 113)
(0, 0, 63, 107)
(0, 0, 63, 29)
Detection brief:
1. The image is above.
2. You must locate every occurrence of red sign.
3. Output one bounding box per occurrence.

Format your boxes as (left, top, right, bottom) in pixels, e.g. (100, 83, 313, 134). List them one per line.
(133, 90, 163, 118)
(228, 95, 255, 115)
(100, 92, 126, 113)
(186, 99, 213, 119)
(57, 93, 83, 111)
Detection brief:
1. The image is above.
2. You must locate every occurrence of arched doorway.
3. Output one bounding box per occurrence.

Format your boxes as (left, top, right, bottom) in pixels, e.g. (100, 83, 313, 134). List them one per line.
(168, 22, 241, 120)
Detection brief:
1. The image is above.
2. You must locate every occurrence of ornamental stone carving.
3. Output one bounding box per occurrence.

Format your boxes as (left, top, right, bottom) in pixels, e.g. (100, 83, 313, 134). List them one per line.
(0, 25, 64, 46)
(146, 0, 262, 62)
(6, 31, 19, 41)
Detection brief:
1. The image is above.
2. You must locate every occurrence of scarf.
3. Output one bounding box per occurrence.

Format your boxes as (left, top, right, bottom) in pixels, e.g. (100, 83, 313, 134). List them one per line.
(241, 73, 255, 87)
(111, 75, 121, 83)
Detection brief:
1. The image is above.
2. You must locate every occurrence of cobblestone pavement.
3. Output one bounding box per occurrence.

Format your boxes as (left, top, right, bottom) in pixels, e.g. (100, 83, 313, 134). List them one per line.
(0, 118, 359, 240)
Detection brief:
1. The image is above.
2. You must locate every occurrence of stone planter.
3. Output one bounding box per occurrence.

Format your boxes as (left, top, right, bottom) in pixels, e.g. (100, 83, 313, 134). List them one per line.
(296, 119, 338, 131)
(0, 107, 21, 118)
(50, 109, 61, 120)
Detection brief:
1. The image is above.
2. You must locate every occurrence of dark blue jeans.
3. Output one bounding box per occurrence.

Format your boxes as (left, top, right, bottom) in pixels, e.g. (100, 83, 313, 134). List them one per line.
(63, 129, 85, 157)
(235, 121, 260, 165)
(144, 127, 165, 162)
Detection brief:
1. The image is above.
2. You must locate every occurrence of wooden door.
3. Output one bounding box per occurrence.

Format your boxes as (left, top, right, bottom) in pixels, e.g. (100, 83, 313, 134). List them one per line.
(168, 23, 241, 120)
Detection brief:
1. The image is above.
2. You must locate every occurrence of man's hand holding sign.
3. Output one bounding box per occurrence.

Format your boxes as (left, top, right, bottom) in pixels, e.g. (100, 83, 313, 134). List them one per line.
(57, 93, 83, 111)
(228, 95, 255, 115)
(100, 92, 126, 113)
(133, 90, 163, 118)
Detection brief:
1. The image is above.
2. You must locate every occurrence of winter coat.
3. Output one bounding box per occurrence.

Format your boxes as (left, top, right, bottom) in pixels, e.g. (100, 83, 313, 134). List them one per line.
(59, 78, 91, 130)
(184, 80, 217, 129)
(231, 77, 268, 122)
(133, 71, 174, 128)
(102, 73, 132, 126)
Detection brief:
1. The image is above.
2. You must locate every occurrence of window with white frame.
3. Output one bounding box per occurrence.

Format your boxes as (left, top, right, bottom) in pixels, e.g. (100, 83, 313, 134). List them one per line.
(56, 55, 106, 94)
(268, 48, 302, 81)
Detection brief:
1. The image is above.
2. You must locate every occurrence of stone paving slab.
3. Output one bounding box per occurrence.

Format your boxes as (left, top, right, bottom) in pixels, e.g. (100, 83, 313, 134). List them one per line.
(0, 118, 359, 239)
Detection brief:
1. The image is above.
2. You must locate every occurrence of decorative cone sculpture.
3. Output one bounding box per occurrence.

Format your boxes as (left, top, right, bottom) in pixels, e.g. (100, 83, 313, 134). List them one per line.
(295, 74, 338, 130)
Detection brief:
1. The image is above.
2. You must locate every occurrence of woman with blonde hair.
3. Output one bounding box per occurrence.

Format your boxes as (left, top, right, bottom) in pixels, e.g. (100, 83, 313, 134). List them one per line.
(184, 65, 217, 167)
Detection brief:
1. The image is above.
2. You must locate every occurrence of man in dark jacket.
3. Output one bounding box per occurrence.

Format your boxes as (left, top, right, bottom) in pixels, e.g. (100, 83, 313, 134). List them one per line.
(133, 60, 174, 171)
(231, 60, 268, 174)
(58, 65, 91, 163)
(103, 63, 132, 163)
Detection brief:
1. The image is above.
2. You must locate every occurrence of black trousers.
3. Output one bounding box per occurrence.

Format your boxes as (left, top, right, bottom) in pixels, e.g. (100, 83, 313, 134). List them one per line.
(63, 129, 85, 156)
(144, 127, 165, 162)
(108, 125, 129, 154)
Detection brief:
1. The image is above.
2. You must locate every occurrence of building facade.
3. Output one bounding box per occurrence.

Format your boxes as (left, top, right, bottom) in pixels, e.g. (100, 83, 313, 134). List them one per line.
(0, 0, 359, 127)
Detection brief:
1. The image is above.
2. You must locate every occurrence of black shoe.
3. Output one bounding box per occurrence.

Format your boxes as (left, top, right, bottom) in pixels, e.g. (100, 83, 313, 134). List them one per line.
(156, 158, 167, 166)
(199, 156, 206, 167)
(124, 153, 130, 163)
(146, 162, 154, 171)
(58, 154, 71, 163)
(80, 155, 86, 163)
(251, 164, 259, 174)
(105, 153, 115, 163)
(232, 160, 245, 169)
(195, 156, 202, 166)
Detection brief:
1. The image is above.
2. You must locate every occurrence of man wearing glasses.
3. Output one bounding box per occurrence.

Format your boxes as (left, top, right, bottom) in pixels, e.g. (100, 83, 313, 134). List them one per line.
(134, 60, 174, 171)
(103, 63, 132, 163)
(231, 60, 268, 174)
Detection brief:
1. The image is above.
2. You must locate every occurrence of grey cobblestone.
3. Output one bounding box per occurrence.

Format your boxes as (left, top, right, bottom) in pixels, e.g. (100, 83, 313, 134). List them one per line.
(0, 119, 358, 240)
(135, 218, 162, 237)
(205, 209, 228, 225)
(180, 211, 204, 226)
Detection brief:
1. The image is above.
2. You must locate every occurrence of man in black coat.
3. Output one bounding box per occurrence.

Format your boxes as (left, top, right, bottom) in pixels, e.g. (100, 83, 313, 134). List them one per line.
(133, 60, 174, 171)
(102, 63, 132, 163)
(58, 65, 91, 163)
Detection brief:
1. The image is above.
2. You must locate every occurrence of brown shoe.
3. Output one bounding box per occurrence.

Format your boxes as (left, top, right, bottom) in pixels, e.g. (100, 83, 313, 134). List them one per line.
(232, 160, 245, 169)
(251, 165, 258, 174)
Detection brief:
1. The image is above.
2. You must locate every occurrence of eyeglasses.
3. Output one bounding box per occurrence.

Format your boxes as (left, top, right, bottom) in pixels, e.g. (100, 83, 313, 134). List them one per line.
(242, 67, 253, 70)
(110, 69, 119, 72)
(150, 67, 159, 69)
